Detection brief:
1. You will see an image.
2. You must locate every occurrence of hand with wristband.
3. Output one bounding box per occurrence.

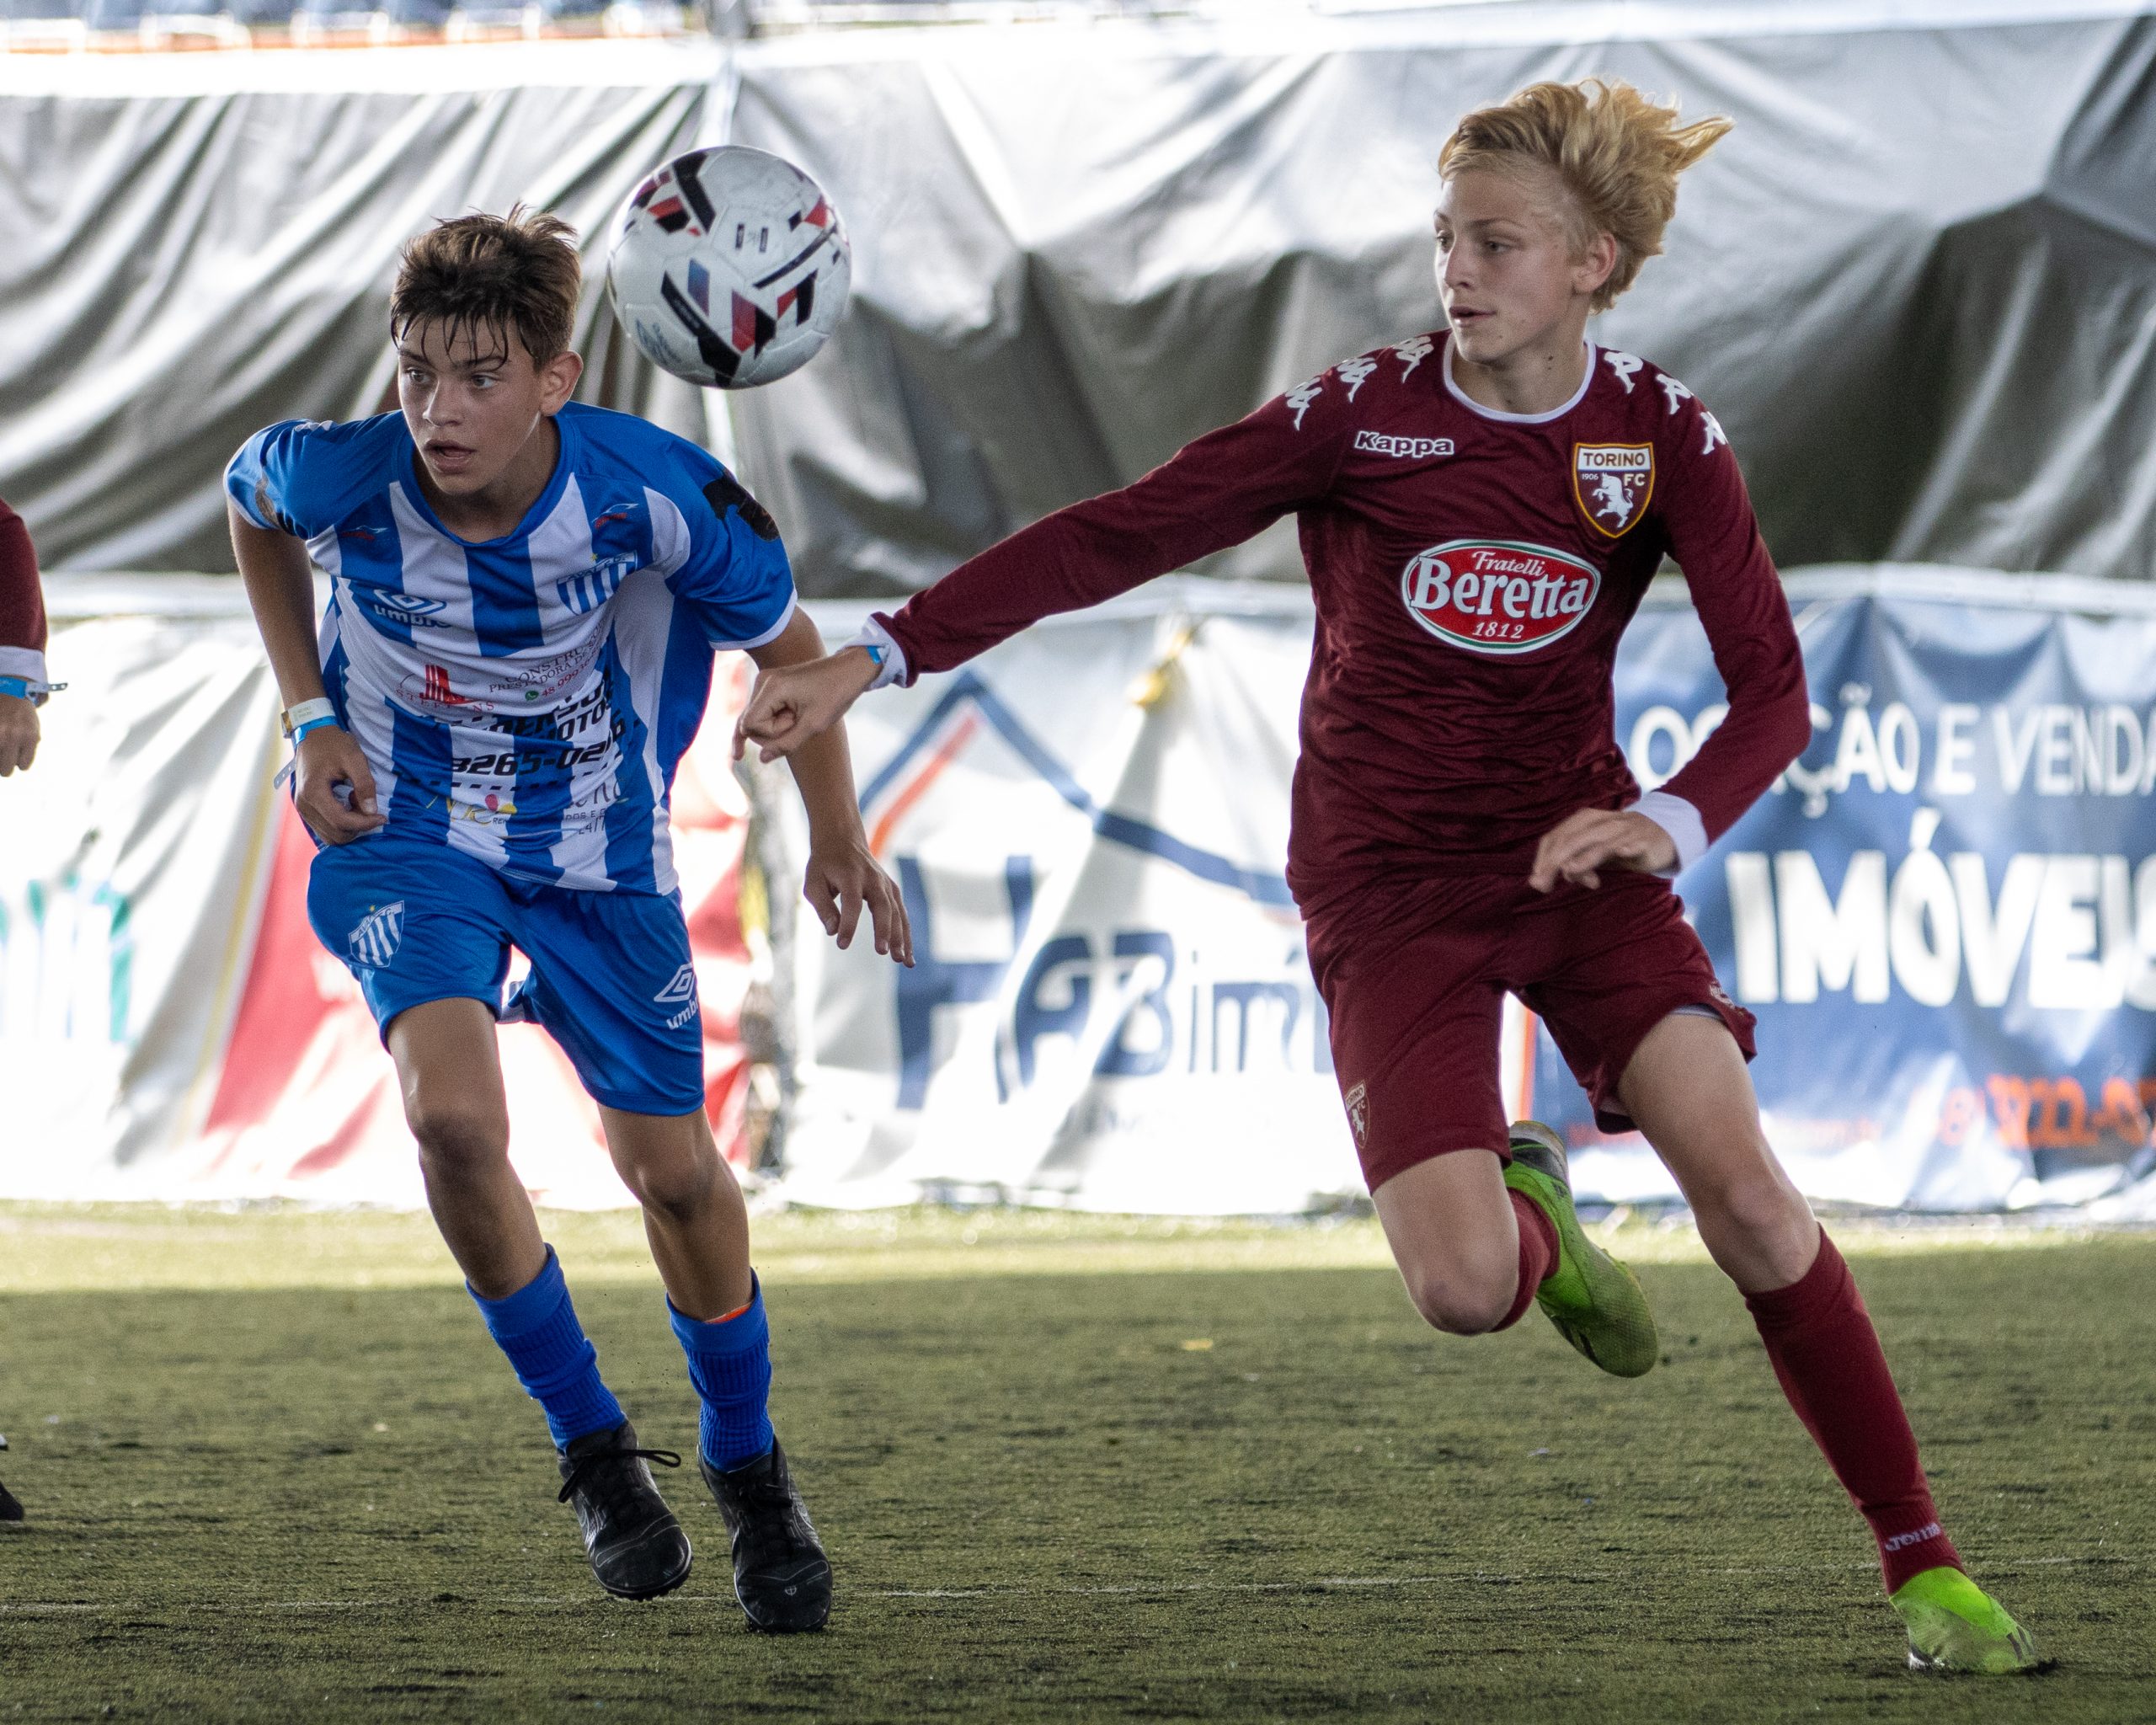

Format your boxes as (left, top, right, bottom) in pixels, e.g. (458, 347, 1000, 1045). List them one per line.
(280, 694, 387, 843)
(0, 673, 56, 777)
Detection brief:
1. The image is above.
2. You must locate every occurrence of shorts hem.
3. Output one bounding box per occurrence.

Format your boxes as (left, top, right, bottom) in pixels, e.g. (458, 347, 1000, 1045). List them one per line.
(373, 991, 504, 1049)
(582, 1086, 708, 1119)
(1363, 1135, 1510, 1195)
(1584, 987, 1757, 1134)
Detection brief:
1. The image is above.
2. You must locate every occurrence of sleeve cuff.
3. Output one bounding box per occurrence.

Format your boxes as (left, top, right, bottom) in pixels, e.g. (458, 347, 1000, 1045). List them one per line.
(851, 617, 909, 690)
(0, 646, 48, 684)
(723, 591, 798, 652)
(1630, 790, 1707, 876)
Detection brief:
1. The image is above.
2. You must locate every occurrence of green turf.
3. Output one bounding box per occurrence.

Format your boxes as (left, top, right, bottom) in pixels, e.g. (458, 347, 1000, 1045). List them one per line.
(1, 1208, 2150, 1724)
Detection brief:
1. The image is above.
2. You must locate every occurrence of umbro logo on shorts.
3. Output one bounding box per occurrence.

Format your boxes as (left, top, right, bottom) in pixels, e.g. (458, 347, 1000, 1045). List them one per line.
(348, 900, 405, 969)
(654, 963, 700, 1030)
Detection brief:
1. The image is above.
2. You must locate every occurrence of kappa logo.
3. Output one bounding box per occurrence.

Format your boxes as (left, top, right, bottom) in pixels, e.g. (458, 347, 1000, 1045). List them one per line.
(1355, 430, 1454, 462)
(1602, 350, 1645, 393)
(348, 900, 405, 969)
(1283, 377, 1323, 430)
(1334, 355, 1377, 402)
(1394, 334, 1434, 381)
(1344, 1081, 1369, 1149)
(654, 962, 700, 1029)
(1400, 539, 1602, 655)
(1573, 444, 1654, 538)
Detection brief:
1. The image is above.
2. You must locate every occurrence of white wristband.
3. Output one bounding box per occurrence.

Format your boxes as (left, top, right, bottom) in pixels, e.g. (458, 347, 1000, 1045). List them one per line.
(848, 619, 908, 691)
(281, 697, 338, 737)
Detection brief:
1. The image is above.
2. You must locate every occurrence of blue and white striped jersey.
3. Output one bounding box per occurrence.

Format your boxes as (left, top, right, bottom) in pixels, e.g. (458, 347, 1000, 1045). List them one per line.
(227, 402, 796, 895)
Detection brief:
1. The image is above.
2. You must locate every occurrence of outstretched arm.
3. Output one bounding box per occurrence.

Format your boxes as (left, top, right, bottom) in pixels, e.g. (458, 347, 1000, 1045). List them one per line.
(746, 606, 911, 967)
(736, 374, 1354, 761)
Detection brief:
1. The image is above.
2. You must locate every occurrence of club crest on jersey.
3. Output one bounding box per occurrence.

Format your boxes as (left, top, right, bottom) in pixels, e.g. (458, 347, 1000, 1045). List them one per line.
(1572, 444, 1654, 538)
(1399, 540, 1601, 655)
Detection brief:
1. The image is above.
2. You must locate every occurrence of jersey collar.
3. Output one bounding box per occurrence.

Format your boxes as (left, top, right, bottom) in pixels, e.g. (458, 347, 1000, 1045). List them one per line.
(1442, 335, 1598, 425)
(399, 408, 578, 548)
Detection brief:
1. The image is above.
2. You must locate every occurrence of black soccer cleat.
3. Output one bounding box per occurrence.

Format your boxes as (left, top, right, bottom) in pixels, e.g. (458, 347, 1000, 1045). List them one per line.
(700, 1436, 832, 1632)
(0, 1434, 20, 1523)
(555, 1419, 693, 1600)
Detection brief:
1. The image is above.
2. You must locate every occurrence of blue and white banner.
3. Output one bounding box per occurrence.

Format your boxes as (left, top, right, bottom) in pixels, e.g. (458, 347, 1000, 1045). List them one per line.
(779, 569, 2156, 1215)
(1561, 567, 2156, 1213)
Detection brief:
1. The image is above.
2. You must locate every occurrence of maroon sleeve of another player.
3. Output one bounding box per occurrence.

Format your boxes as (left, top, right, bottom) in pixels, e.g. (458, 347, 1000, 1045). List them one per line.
(1650, 403, 1810, 846)
(0, 499, 49, 660)
(875, 381, 1353, 681)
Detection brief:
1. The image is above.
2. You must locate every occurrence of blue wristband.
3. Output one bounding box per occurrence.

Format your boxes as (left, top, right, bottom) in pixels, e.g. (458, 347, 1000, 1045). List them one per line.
(290, 715, 342, 745)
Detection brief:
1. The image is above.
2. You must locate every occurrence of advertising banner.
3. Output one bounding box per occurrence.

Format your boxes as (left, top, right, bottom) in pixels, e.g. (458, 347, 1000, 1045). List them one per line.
(0, 601, 760, 1205)
(1558, 569, 2156, 1213)
(776, 572, 2156, 1215)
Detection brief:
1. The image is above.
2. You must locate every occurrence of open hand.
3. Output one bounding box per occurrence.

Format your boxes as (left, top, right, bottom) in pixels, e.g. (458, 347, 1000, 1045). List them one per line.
(294, 724, 387, 844)
(803, 833, 913, 966)
(734, 648, 880, 764)
(0, 692, 38, 776)
(1529, 808, 1676, 893)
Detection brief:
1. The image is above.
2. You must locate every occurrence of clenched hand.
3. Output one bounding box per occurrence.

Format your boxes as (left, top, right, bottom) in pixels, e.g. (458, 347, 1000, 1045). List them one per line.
(1529, 808, 1676, 893)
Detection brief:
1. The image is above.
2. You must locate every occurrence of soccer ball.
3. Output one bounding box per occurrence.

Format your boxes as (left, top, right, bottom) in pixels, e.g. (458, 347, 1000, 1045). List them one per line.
(606, 146, 851, 390)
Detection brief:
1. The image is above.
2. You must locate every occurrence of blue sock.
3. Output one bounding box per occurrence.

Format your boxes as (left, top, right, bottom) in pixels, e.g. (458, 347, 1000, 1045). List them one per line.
(469, 1246, 626, 1450)
(668, 1274, 774, 1472)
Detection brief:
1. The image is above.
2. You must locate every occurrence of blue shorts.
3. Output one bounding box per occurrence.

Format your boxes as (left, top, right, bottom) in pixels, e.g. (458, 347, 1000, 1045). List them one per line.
(306, 831, 705, 1116)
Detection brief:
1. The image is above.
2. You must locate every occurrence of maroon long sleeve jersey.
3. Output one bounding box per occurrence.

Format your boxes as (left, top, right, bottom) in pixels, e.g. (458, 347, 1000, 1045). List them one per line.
(0, 499, 49, 686)
(874, 334, 1811, 919)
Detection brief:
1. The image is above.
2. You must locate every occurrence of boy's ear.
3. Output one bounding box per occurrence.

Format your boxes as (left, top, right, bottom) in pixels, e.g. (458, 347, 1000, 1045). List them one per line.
(540, 347, 584, 414)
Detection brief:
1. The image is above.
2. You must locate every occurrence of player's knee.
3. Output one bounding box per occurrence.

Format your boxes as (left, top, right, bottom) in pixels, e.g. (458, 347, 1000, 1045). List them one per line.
(1401, 1263, 1516, 1337)
(618, 1145, 718, 1224)
(406, 1096, 510, 1175)
(1694, 1167, 1808, 1258)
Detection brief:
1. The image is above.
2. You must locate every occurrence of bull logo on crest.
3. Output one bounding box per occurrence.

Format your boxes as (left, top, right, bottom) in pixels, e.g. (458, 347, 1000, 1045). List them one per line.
(1572, 443, 1654, 538)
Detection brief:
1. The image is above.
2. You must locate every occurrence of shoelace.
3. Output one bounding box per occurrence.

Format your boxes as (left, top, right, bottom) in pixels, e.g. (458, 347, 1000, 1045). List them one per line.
(557, 1445, 684, 1509)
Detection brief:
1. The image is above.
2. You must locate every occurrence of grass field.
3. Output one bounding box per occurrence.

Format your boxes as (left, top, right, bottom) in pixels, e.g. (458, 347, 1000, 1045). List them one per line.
(2, 1204, 2151, 1724)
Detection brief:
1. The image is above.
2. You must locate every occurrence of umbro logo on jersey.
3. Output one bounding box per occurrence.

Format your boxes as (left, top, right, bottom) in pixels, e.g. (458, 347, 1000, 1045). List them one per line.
(348, 900, 405, 969)
(1573, 444, 1654, 538)
(1401, 540, 1601, 656)
(1355, 430, 1454, 462)
(357, 589, 450, 628)
(654, 962, 700, 1028)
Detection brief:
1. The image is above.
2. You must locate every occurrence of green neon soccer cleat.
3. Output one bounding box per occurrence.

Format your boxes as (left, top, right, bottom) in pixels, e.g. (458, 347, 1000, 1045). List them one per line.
(1502, 1120, 1659, 1378)
(1891, 1567, 2045, 1674)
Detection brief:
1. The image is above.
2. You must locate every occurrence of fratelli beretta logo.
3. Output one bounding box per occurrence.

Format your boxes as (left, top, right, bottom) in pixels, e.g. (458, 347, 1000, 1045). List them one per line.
(1399, 540, 1601, 656)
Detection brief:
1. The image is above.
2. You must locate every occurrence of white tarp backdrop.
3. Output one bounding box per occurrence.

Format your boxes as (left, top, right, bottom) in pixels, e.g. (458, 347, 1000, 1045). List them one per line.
(1, 7, 2153, 588)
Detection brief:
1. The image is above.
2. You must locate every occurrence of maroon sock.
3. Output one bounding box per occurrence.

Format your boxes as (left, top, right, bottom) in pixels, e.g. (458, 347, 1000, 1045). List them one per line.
(1745, 1231, 1961, 1592)
(1493, 1189, 1557, 1331)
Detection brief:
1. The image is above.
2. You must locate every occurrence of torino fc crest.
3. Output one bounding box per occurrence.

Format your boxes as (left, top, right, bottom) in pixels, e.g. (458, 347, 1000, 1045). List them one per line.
(1572, 443, 1654, 538)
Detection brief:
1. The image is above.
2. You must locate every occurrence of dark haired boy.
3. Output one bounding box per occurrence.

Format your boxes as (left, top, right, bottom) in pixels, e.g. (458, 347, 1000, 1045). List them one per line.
(228, 207, 910, 1625)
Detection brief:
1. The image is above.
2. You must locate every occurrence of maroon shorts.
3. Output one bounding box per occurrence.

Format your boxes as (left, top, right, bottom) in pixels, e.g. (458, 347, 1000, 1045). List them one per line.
(1306, 870, 1756, 1193)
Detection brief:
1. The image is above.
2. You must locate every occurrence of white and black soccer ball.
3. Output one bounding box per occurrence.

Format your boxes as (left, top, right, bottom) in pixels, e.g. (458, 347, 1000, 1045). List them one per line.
(606, 146, 851, 390)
